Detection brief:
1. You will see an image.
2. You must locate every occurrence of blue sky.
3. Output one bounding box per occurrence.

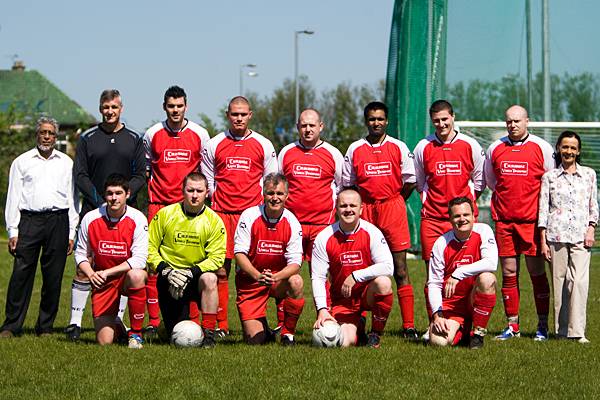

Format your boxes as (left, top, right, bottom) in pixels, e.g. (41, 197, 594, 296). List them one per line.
(2, 0, 598, 131)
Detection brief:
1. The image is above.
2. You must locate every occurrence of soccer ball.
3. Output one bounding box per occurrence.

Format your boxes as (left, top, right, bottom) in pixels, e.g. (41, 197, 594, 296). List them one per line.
(171, 320, 204, 348)
(312, 321, 343, 348)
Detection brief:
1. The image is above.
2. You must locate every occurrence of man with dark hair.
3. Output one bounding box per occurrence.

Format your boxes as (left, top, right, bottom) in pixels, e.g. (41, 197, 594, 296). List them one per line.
(147, 172, 226, 347)
(74, 173, 148, 348)
(427, 197, 498, 349)
(342, 101, 418, 340)
(201, 96, 278, 336)
(142, 86, 210, 337)
(66, 89, 146, 341)
(1, 116, 79, 338)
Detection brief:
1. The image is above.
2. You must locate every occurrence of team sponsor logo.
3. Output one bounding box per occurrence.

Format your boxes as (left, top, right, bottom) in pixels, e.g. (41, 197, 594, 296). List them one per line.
(435, 161, 462, 176)
(174, 231, 201, 247)
(257, 240, 284, 255)
(339, 251, 364, 266)
(292, 163, 322, 179)
(98, 241, 128, 257)
(164, 149, 191, 163)
(453, 255, 473, 269)
(226, 157, 251, 171)
(500, 161, 528, 176)
(364, 162, 392, 177)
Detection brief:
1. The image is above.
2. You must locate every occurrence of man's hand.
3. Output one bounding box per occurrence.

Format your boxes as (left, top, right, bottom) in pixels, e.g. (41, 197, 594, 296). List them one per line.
(584, 226, 596, 249)
(89, 270, 107, 289)
(314, 309, 336, 329)
(341, 274, 356, 298)
(256, 269, 273, 286)
(541, 242, 552, 262)
(67, 240, 75, 256)
(430, 313, 450, 336)
(167, 269, 193, 299)
(8, 237, 18, 256)
(444, 277, 459, 298)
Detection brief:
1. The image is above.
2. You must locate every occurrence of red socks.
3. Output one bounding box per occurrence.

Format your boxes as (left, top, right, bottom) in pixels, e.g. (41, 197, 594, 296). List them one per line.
(281, 297, 305, 336)
(472, 292, 496, 330)
(201, 312, 217, 331)
(189, 301, 200, 324)
(501, 274, 519, 318)
(396, 285, 415, 329)
(217, 276, 229, 332)
(371, 293, 393, 335)
(530, 272, 550, 316)
(126, 286, 146, 334)
(145, 274, 160, 327)
(276, 297, 285, 328)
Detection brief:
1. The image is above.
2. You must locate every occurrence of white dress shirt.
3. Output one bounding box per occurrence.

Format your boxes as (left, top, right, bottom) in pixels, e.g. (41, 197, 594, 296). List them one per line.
(5, 147, 79, 239)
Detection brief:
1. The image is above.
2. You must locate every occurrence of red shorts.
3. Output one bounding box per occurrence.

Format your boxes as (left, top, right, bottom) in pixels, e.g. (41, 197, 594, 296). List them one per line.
(301, 224, 328, 262)
(441, 276, 476, 325)
(216, 211, 241, 259)
(235, 275, 282, 321)
(148, 203, 167, 222)
(91, 274, 127, 318)
(361, 196, 410, 252)
(495, 221, 540, 257)
(420, 218, 453, 261)
(330, 283, 370, 326)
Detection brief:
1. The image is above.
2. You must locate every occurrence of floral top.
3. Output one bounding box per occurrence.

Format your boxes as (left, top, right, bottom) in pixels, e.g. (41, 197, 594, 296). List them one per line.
(538, 164, 598, 244)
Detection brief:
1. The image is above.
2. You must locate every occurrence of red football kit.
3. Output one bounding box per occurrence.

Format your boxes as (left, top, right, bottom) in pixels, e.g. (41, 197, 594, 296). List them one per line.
(74, 205, 148, 332)
(413, 131, 484, 260)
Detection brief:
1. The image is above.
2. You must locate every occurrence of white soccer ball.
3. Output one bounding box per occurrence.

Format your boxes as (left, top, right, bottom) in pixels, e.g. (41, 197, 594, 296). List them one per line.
(312, 321, 343, 348)
(171, 320, 204, 348)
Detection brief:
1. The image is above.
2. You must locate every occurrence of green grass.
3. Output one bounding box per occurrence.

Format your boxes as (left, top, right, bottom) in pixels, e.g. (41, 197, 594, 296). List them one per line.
(0, 244, 599, 399)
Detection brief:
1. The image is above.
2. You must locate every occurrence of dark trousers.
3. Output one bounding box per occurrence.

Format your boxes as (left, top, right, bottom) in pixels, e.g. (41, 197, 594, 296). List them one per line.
(157, 272, 202, 335)
(1, 210, 69, 334)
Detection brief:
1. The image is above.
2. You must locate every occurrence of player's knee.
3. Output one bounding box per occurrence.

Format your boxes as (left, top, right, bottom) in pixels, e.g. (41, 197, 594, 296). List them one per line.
(372, 276, 392, 294)
(200, 272, 218, 290)
(287, 274, 304, 295)
(126, 269, 147, 287)
(476, 272, 496, 293)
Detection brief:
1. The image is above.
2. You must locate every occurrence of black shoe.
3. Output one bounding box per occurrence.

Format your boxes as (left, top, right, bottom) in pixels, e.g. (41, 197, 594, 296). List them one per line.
(281, 334, 295, 346)
(65, 324, 81, 342)
(215, 328, 229, 340)
(202, 329, 216, 348)
(402, 327, 419, 342)
(367, 332, 381, 348)
(469, 333, 485, 350)
(270, 324, 283, 336)
(143, 325, 159, 343)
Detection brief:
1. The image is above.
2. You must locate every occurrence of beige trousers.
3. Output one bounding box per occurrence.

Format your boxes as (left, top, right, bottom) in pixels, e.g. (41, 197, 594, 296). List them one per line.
(549, 242, 591, 338)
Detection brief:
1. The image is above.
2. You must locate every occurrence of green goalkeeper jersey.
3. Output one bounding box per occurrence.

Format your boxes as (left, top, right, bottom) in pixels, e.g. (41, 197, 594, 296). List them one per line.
(148, 203, 226, 272)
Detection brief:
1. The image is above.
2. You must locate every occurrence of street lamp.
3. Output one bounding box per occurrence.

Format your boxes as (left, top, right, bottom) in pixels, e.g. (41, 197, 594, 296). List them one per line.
(239, 63, 258, 95)
(294, 30, 314, 123)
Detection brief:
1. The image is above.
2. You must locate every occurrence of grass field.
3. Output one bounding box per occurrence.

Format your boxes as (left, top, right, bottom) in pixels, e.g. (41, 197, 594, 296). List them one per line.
(0, 245, 598, 399)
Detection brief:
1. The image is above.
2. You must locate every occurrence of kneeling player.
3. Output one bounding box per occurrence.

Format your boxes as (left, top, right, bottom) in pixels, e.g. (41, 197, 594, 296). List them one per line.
(234, 173, 305, 345)
(147, 172, 226, 347)
(428, 197, 498, 349)
(312, 188, 394, 348)
(74, 174, 148, 348)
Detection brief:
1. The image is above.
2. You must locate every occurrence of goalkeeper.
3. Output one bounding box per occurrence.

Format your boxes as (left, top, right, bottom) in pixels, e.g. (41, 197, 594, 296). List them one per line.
(147, 172, 226, 347)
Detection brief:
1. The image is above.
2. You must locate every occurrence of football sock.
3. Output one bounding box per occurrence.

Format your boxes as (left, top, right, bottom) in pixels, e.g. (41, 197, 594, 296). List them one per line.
(530, 272, 550, 317)
(201, 312, 217, 331)
(371, 293, 393, 335)
(396, 284, 415, 329)
(69, 280, 90, 326)
(501, 274, 519, 326)
(126, 286, 146, 334)
(117, 295, 128, 321)
(275, 297, 285, 328)
(281, 297, 305, 336)
(424, 285, 433, 320)
(145, 274, 160, 327)
(217, 276, 229, 332)
(472, 292, 496, 331)
(189, 301, 200, 324)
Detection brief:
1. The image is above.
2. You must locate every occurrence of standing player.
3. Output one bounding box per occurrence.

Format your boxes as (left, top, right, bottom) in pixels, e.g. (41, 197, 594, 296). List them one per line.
(74, 174, 148, 348)
(66, 89, 146, 341)
(234, 173, 304, 345)
(485, 105, 554, 341)
(342, 101, 417, 339)
(413, 100, 484, 319)
(428, 197, 498, 349)
(312, 188, 394, 348)
(201, 96, 278, 336)
(143, 86, 210, 336)
(147, 173, 226, 348)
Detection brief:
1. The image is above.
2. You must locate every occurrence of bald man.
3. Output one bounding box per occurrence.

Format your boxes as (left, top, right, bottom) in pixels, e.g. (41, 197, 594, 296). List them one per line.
(484, 105, 554, 341)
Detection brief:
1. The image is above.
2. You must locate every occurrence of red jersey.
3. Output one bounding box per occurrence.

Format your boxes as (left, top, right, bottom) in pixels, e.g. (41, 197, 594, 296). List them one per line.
(74, 205, 148, 271)
(144, 120, 210, 204)
(233, 205, 302, 280)
(278, 140, 343, 225)
(201, 130, 277, 213)
(413, 132, 484, 219)
(485, 134, 554, 222)
(427, 223, 497, 314)
(311, 220, 393, 310)
(342, 136, 415, 203)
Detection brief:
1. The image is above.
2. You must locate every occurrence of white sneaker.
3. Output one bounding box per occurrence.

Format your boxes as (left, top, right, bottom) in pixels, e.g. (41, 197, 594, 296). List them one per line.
(421, 328, 430, 343)
(128, 334, 144, 349)
(577, 337, 590, 344)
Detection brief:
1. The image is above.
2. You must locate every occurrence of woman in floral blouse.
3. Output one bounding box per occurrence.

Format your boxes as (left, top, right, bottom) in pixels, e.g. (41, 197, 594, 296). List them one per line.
(538, 130, 598, 343)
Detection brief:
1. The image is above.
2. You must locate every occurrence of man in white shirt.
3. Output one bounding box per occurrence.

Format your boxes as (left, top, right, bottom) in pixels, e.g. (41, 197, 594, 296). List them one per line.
(1, 116, 79, 338)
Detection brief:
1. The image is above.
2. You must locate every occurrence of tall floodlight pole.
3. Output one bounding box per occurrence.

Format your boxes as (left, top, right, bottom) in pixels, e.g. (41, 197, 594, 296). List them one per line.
(542, 0, 551, 139)
(526, 0, 533, 112)
(295, 30, 314, 123)
(239, 63, 257, 95)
